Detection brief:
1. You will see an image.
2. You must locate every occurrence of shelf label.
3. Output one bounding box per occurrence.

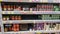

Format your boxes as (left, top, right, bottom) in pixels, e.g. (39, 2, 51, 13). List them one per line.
(48, 0, 53, 2)
(3, 12, 5, 14)
(29, 0, 32, 2)
(3, 21, 7, 23)
(8, 12, 11, 14)
(0, 0, 2, 2)
(28, 11, 33, 14)
(32, 0, 40, 2)
(18, 0, 22, 2)
(36, 32, 41, 34)
(53, 0, 59, 3)
(10, 21, 13, 23)
(11, 12, 14, 14)
(42, 0, 48, 2)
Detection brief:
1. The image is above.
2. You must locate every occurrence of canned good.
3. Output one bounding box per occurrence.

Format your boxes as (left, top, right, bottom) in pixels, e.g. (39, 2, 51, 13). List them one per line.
(11, 16, 15, 20)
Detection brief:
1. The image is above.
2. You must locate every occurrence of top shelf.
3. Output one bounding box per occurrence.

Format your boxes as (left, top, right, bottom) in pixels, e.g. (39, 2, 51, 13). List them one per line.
(1, 2, 60, 11)
(2, 0, 60, 3)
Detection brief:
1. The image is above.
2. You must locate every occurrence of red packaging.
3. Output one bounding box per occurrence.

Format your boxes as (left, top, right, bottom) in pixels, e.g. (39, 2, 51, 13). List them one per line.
(12, 24, 19, 32)
(0, 27, 1, 32)
(14, 5, 16, 9)
(11, 5, 13, 11)
(9, 27, 12, 31)
(3, 5, 7, 11)
(42, 5, 45, 9)
(51, 5, 53, 9)
(45, 5, 47, 9)
(17, 16, 21, 20)
(15, 16, 18, 20)
(19, 6, 22, 11)
(47, 5, 48, 9)
(8, 5, 11, 11)
(11, 16, 15, 20)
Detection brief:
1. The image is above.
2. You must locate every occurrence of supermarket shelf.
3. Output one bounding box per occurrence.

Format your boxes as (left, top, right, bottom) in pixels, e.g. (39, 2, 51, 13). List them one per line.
(2, 20, 60, 24)
(2, 0, 31, 2)
(2, 20, 34, 24)
(0, 0, 2, 2)
(35, 20, 60, 23)
(2, 11, 33, 14)
(2, 11, 60, 14)
(0, 32, 2, 34)
(4, 30, 60, 33)
(1, 1, 60, 34)
(2, 0, 60, 3)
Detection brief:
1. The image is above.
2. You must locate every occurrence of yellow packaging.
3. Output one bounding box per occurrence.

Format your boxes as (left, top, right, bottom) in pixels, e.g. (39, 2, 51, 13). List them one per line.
(0, 0, 2, 2)
(36, 32, 41, 34)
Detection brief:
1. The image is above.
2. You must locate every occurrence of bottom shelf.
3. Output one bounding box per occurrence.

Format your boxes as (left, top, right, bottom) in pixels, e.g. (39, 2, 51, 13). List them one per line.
(4, 31, 60, 34)
(4, 23, 60, 32)
(4, 30, 60, 33)
(0, 32, 2, 34)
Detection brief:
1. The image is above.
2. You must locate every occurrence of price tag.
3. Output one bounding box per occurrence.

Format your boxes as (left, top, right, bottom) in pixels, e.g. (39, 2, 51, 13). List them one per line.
(36, 32, 41, 34)
(40, 0, 42, 2)
(11, 12, 14, 14)
(29, 11, 33, 14)
(0, 0, 2, 2)
(59, 0, 60, 3)
(29, 0, 32, 2)
(48, 0, 53, 2)
(3, 12, 5, 14)
(4, 21, 7, 23)
(8, 12, 11, 14)
(53, 0, 59, 3)
(42, 0, 48, 2)
(10, 21, 13, 23)
(18, 0, 22, 2)
(32, 0, 40, 2)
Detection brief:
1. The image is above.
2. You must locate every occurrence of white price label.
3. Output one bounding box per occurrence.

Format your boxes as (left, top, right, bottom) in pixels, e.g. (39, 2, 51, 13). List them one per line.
(3, 12, 5, 14)
(28, 11, 33, 14)
(18, 0, 22, 2)
(8, 12, 11, 14)
(29, 0, 32, 2)
(42, 0, 48, 2)
(48, 0, 53, 2)
(0, 0, 2, 2)
(11, 12, 14, 14)
(32, 0, 40, 2)
(53, 0, 59, 3)
(10, 21, 13, 23)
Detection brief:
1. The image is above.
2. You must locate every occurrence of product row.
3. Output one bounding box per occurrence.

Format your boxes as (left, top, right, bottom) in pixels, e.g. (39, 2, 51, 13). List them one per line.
(4, 32, 60, 34)
(31, 32, 59, 34)
(1, 2, 60, 11)
(4, 23, 60, 32)
(2, 14, 60, 20)
(0, 26, 1, 32)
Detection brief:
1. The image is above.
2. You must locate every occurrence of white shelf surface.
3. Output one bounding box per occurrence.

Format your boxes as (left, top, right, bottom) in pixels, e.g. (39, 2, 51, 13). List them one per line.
(2, 11, 60, 14)
(1, 1, 60, 34)
(4, 30, 60, 33)
(2, 20, 60, 24)
(2, 0, 60, 3)
(2, 20, 34, 24)
(0, 32, 2, 34)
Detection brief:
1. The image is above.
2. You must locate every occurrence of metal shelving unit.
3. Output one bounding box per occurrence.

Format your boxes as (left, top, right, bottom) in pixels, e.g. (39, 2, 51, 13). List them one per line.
(2, 11, 60, 14)
(0, 0, 60, 34)
(2, 20, 60, 24)
(2, 0, 60, 3)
